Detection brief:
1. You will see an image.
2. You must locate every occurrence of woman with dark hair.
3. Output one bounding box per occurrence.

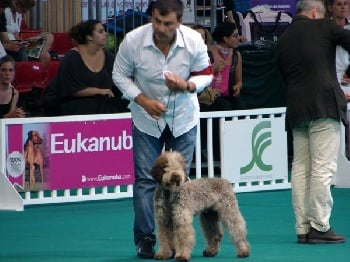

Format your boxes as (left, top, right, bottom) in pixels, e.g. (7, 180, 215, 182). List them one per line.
(57, 19, 124, 115)
(203, 21, 243, 111)
(199, 22, 243, 161)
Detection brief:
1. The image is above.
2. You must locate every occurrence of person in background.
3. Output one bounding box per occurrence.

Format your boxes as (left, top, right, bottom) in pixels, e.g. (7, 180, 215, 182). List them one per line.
(0, 0, 54, 66)
(145, 0, 155, 21)
(57, 19, 126, 115)
(0, 0, 11, 58)
(0, 55, 25, 118)
(204, 22, 243, 112)
(191, 23, 212, 47)
(276, 0, 348, 244)
(199, 22, 243, 161)
(326, 0, 350, 101)
(327, 0, 350, 159)
(112, 0, 212, 258)
(222, 0, 245, 41)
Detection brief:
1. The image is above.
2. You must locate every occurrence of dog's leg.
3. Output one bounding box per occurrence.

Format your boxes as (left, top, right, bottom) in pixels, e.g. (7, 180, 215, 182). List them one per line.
(154, 222, 174, 259)
(154, 196, 174, 260)
(173, 211, 194, 262)
(199, 210, 223, 257)
(220, 196, 250, 258)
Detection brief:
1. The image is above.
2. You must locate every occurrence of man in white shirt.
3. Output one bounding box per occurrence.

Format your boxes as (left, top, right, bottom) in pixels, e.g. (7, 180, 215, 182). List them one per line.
(0, 0, 12, 58)
(112, 0, 212, 258)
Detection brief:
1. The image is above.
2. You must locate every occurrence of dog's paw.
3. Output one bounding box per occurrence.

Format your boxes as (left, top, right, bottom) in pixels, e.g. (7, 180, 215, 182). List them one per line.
(203, 248, 219, 257)
(154, 252, 173, 260)
(236, 241, 250, 258)
(174, 256, 189, 262)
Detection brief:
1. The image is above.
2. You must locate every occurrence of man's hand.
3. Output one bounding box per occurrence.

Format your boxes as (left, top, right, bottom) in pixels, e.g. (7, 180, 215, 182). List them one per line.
(135, 93, 167, 119)
(341, 74, 350, 86)
(164, 71, 186, 91)
(3, 41, 21, 52)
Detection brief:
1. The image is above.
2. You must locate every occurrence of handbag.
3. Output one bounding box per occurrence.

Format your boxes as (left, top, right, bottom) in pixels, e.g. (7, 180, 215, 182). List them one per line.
(198, 86, 221, 105)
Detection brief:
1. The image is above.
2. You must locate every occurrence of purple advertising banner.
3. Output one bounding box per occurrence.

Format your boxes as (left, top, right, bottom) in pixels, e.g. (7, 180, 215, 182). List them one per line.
(5, 118, 134, 191)
(251, 0, 296, 15)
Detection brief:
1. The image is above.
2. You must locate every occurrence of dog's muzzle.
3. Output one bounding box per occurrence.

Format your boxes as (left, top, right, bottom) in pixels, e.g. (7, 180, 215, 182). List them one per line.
(170, 173, 181, 186)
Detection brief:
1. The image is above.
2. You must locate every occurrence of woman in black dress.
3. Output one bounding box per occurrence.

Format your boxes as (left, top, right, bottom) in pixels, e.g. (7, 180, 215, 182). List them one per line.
(57, 19, 123, 115)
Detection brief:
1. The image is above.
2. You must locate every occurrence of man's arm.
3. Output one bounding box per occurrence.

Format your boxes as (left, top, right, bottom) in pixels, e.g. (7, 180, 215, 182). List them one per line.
(112, 35, 142, 101)
(0, 31, 21, 52)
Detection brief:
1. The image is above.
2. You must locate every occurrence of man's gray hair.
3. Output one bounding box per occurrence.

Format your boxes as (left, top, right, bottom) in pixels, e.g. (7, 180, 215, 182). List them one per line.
(296, 0, 325, 14)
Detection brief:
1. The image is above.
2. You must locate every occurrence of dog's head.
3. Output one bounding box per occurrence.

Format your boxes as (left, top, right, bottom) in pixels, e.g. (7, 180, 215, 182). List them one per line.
(150, 151, 188, 191)
(28, 130, 42, 145)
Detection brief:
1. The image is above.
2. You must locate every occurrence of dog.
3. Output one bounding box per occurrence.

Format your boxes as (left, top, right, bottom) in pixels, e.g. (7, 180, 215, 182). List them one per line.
(24, 130, 44, 187)
(150, 151, 250, 261)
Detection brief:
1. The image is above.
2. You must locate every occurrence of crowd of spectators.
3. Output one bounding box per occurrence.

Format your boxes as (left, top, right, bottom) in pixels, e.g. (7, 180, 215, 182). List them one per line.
(2, 0, 350, 120)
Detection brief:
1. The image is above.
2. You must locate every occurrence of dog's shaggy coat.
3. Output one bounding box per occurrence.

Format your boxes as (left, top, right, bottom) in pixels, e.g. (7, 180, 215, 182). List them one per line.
(151, 151, 250, 261)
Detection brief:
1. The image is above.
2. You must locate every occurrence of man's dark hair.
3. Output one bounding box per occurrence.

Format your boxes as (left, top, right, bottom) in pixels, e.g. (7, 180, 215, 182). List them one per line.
(152, 0, 184, 20)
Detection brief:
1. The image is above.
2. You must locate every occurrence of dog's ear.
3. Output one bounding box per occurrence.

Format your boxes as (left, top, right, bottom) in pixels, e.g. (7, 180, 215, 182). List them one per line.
(28, 131, 33, 138)
(151, 166, 164, 184)
(150, 155, 168, 184)
(150, 163, 164, 184)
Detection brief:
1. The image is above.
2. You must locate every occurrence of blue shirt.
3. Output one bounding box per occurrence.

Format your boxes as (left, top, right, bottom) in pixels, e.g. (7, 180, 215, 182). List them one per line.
(113, 23, 212, 138)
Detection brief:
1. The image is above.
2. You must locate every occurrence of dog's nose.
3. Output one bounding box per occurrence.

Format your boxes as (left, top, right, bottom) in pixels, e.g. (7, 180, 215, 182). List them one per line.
(170, 173, 181, 185)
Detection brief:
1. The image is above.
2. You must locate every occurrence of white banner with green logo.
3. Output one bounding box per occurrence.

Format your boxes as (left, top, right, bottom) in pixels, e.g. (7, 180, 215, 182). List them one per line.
(222, 116, 288, 184)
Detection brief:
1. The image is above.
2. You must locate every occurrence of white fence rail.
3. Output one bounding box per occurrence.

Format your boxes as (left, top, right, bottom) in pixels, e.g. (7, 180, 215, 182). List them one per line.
(0, 108, 290, 209)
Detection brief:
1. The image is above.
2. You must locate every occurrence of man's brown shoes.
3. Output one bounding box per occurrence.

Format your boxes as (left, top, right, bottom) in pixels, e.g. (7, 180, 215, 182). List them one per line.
(307, 227, 345, 244)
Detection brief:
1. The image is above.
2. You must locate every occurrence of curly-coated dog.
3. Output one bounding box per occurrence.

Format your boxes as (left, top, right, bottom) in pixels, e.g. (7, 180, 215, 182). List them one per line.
(150, 151, 250, 261)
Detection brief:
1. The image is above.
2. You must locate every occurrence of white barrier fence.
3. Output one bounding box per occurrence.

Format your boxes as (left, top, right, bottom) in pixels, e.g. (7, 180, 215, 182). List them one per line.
(1, 107, 349, 210)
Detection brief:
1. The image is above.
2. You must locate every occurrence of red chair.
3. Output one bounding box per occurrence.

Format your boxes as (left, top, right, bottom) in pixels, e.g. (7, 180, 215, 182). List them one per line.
(13, 62, 50, 116)
(51, 32, 75, 57)
(13, 61, 49, 93)
(47, 60, 60, 82)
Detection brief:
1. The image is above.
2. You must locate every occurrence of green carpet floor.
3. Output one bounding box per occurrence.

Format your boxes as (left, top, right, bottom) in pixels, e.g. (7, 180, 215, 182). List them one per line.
(1, 188, 349, 261)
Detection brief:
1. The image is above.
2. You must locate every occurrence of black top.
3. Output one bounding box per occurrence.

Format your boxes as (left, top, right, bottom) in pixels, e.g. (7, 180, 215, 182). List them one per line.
(276, 15, 350, 130)
(0, 13, 7, 33)
(57, 49, 118, 115)
(0, 87, 15, 118)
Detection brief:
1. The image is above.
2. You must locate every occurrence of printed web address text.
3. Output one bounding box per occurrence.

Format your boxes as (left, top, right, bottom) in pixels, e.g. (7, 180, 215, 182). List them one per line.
(82, 173, 132, 183)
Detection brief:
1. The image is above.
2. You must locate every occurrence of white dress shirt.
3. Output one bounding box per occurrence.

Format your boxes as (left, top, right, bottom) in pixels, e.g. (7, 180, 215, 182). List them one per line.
(113, 23, 212, 138)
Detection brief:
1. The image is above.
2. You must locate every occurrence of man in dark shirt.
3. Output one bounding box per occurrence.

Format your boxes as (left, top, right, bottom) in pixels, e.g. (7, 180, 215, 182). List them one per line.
(276, 0, 349, 244)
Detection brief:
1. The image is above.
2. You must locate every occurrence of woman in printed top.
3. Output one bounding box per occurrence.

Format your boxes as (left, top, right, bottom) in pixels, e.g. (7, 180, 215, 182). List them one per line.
(0, 54, 24, 118)
(201, 21, 244, 112)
